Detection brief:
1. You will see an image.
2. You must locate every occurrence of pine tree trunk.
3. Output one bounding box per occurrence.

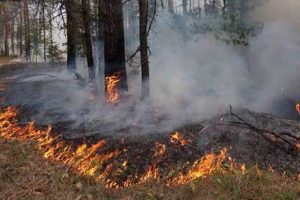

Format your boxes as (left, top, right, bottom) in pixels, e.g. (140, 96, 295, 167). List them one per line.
(42, 1, 47, 62)
(168, 0, 174, 13)
(139, 0, 150, 99)
(11, 16, 15, 55)
(97, 0, 105, 95)
(182, 0, 188, 15)
(82, 0, 98, 96)
(103, 0, 128, 98)
(66, 0, 77, 71)
(19, 4, 23, 57)
(23, 0, 31, 61)
(3, 3, 9, 56)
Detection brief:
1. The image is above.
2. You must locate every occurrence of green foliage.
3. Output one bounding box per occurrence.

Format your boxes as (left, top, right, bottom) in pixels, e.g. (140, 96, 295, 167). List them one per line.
(47, 42, 64, 63)
(188, 1, 264, 47)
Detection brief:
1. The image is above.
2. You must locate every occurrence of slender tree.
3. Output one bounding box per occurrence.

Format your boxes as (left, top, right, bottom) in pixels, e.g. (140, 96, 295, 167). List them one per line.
(66, 0, 77, 72)
(82, 0, 98, 96)
(3, 2, 9, 56)
(182, 0, 188, 15)
(42, 0, 47, 62)
(139, 0, 150, 99)
(168, 0, 174, 14)
(23, 0, 31, 61)
(19, 2, 23, 56)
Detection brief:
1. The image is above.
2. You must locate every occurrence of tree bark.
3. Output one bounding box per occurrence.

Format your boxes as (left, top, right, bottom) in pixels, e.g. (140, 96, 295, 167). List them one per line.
(139, 0, 150, 99)
(66, 0, 77, 72)
(168, 0, 174, 14)
(3, 3, 9, 56)
(19, 3, 23, 57)
(23, 0, 31, 61)
(42, 1, 47, 62)
(182, 0, 188, 15)
(82, 0, 98, 96)
(11, 16, 15, 55)
(103, 0, 128, 97)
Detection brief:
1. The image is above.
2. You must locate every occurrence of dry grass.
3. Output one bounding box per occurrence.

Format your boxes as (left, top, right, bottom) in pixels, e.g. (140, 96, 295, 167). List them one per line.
(0, 137, 299, 200)
(0, 56, 18, 65)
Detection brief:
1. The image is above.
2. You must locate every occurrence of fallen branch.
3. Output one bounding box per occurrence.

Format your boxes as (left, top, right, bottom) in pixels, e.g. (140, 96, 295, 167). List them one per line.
(226, 105, 300, 152)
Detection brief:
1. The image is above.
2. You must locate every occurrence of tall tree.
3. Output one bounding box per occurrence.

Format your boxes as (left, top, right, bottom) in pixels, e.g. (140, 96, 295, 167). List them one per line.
(11, 14, 15, 55)
(139, 0, 150, 99)
(82, 0, 98, 96)
(182, 0, 188, 15)
(19, 2, 23, 56)
(65, 0, 77, 72)
(42, 0, 47, 62)
(23, 0, 31, 61)
(103, 0, 128, 102)
(168, 0, 174, 14)
(3, 2, 9, 56)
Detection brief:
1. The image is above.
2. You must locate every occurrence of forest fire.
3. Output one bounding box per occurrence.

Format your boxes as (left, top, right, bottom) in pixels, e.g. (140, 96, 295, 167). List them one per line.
(105, 75, 121, 103)
(0, 106, 245, 189)
(170, 131, 190, 146)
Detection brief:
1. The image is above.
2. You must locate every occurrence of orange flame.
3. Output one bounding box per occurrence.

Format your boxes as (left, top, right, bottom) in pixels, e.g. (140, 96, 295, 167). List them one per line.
(153, 142, 166, 157)
(170, 132, 190, 146)
(105, 75, 120, 103)
(1, 106, 284, 188)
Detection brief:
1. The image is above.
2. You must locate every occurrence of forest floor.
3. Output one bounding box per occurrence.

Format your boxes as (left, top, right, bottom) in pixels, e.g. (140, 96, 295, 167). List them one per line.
(0, 56, 18, 65)
(1, 137, 299, 200)
(0, 62, 300, 200)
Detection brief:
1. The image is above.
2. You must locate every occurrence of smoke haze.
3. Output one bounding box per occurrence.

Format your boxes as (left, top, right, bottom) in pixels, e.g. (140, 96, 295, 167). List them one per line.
(4, 0, 300, 135)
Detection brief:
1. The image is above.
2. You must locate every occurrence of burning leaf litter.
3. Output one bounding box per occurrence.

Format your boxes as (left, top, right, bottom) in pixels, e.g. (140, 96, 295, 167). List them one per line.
(0, 106, 252, 189)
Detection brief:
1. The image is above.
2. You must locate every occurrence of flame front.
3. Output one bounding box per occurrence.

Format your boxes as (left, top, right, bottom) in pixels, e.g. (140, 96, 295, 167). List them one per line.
(0, 106, 269, 188)
(105, 75, 120, 103)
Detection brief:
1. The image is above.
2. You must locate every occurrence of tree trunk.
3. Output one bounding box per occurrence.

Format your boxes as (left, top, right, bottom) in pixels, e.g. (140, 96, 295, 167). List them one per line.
(66, 0, 77, 72)
(19, 4, 23, 57)
(103, 0, 128, 102)
(42, 1, 47, 62)
(97, 0, 105, 95)
(11, 15, 15, 55)
(23, 0, 31, 61)
(82, 0, 98, 96)
(3, 3, 9, 56)
(168, 0, 174, 14)
(182, 0, 188, 15)
(139, 0, 150, 99)
(49, 12, 54, 62)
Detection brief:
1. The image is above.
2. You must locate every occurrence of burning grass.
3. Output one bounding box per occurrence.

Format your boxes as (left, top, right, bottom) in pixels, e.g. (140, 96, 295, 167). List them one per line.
(0, 106, 238, 188)
(1, 105, 300, 198)
(1, 138, 299, 200)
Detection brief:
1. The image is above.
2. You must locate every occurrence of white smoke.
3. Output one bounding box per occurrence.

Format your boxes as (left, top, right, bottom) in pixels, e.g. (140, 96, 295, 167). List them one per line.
(5, 0, 300, 134)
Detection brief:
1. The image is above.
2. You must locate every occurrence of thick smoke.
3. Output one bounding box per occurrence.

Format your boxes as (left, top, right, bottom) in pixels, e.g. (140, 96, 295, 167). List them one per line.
(146, 0, 300, 122)
(6, 0, 300, 135)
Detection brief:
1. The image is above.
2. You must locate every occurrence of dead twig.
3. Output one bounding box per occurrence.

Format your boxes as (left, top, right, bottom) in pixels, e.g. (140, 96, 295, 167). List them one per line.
(227, 105, 300, 152)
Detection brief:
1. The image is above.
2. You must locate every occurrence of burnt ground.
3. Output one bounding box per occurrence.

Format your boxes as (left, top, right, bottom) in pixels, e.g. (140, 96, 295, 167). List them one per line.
(0, 62, 299, 186)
